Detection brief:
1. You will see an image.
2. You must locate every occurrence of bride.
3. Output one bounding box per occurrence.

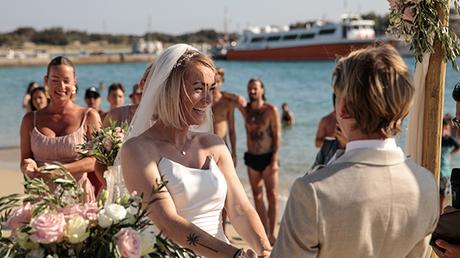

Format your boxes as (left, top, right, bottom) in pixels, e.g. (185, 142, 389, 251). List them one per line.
(120, 44, 271, 258)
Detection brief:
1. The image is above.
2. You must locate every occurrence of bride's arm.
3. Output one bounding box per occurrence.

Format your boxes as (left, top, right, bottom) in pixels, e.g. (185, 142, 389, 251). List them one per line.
(120, 138, 242, 258)
(214, 138, 272, 256)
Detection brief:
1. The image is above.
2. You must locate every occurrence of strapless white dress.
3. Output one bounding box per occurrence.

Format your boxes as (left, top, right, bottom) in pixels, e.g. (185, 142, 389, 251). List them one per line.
(158, 157, 228, 242)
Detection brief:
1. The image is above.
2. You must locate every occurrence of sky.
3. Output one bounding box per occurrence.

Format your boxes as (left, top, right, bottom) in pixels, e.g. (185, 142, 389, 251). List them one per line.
(1, 0, 390, 35)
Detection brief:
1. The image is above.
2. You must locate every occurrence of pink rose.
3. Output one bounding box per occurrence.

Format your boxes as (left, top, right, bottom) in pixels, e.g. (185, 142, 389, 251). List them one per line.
(30, 213, 66, 244)
(59, 203, 98, 221)
(115, 132, 125, 139)
(115, 228, 141, 258)
(402, 6, 415, 21)
(82, 202, 98, 221)
(7, 202, 32, 232)
(103, 138, 113, 151)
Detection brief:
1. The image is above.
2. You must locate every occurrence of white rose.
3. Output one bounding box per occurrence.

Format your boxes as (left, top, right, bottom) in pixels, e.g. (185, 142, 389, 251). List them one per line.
(97, 209, 113, 228)
(65, 215, 90, 244)
(25, 248, 45, 258)
(105, 204, 127, 222)
(140, 228, 157, 256)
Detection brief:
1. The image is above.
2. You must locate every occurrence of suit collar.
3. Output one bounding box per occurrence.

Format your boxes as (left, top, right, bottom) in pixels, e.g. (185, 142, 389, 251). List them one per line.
(333, 148, 406, 166)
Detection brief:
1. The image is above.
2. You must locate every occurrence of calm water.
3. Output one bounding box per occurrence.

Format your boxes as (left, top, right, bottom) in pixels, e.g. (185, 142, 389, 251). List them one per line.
(1, 58, 459, 200)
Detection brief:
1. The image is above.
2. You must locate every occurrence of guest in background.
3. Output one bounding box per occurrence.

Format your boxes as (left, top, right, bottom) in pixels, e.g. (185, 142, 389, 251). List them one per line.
(22, 81, 39, 112)
(103, 64, 152, 127)
(29, 87, 49, 111)
(107, 83, 125, 111)
(281, 102, 294, 127)
(84, 86, 105, 118)
(314, 94, 337, 148)
(129, 84, 142, 105)
(212, 67, 244, 166)
(239, 78, 281, 245)
(20, 56, 102, 200)
(311, 123, 347, 169)
(440, 115, 460, 210)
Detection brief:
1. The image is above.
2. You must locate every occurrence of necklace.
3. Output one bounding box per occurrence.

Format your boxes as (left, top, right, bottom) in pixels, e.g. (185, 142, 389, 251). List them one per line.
(170, 137, 191, 156)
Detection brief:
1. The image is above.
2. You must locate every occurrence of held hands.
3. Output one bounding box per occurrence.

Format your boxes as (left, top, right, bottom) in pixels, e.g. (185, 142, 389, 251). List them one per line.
(433, 240, 460, 258)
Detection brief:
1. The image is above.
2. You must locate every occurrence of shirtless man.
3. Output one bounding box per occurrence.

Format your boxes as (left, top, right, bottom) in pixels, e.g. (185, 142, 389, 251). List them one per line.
(239, 78, 281, 245)
(314, 94, 337, 148)
(212, 68, 240, 166)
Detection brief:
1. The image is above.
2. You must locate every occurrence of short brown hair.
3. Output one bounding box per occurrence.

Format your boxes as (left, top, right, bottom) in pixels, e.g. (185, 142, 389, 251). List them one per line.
(332, 45, 414, 137)
(155, 50, 215, 129)
(108, 83, 125, 95)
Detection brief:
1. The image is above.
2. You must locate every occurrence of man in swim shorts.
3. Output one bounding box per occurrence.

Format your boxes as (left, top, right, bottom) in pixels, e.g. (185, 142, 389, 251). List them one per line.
(239, 78, 281, 245)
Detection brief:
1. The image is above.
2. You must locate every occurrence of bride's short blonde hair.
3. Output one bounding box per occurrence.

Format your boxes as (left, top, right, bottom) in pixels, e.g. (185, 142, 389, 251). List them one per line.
(154, 49, 215, 129)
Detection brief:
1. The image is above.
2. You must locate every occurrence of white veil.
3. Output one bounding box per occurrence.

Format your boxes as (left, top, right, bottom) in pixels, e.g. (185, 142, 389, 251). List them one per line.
(106, 44, 214, 203)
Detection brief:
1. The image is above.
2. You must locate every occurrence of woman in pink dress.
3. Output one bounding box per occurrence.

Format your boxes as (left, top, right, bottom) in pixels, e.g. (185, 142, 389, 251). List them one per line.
(20, 56, 102, 201)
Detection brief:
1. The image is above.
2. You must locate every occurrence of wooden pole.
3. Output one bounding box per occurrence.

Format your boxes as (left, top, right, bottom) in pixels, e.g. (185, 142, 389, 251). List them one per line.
(421, 2, 449, 182)
(421, 3, 449, 257)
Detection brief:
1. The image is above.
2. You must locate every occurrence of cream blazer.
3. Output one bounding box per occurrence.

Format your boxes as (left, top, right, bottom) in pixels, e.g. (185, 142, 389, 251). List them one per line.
(271, 148, 439, 258)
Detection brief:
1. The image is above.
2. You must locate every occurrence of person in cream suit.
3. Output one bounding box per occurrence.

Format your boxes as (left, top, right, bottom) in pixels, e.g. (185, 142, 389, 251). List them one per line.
(271, 45, 439, 258)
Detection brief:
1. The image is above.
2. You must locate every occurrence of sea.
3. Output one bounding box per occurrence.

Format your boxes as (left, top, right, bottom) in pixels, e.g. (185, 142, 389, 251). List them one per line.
(1, 58, 459, 204)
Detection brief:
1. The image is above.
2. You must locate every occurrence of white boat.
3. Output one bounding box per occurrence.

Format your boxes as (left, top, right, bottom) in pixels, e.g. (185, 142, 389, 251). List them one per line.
(226, 14, 394, 61)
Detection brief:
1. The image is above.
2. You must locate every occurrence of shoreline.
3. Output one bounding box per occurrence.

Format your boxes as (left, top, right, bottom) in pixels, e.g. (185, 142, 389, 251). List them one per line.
(0, 53, 156, 67)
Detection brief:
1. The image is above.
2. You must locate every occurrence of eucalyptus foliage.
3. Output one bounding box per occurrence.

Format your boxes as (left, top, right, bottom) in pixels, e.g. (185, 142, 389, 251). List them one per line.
(388, 0, 460, 69)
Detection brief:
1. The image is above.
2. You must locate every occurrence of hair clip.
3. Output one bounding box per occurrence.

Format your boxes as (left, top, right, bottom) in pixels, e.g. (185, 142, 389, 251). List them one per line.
(173, 51, 199, 69)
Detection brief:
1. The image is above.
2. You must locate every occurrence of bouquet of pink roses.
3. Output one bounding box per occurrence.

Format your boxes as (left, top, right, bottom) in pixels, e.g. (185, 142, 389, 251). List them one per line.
(0, 163, 197, 258)
(77, 120, 128, 167)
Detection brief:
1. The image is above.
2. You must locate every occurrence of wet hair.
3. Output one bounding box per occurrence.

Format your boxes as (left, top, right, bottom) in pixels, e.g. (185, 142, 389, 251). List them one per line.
(26, 81, 39, 94)
(46, 56, 75, 76)
(453, 82, 460, 102)
(154, 49, 216, 129)
(29, 87, 49, 111)
(332, 45, 414, 137)
(247, 78, 266, 101)
(108, 83, 125, 95)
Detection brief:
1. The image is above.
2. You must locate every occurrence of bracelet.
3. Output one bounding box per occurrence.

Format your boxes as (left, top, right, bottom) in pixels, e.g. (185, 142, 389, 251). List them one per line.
(233, 248, 244, 258)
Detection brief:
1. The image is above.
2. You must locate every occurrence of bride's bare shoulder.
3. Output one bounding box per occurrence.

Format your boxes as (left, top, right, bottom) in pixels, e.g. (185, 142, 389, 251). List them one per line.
(121, 135, 161, 161)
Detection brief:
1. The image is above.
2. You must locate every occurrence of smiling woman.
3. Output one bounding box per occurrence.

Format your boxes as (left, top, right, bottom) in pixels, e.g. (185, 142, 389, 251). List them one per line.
(19, 56, 103, 198)
(120, 44, 272, 258)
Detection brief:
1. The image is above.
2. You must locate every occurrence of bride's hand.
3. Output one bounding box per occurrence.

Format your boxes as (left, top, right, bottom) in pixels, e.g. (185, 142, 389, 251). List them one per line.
(245, 249, 257, 258)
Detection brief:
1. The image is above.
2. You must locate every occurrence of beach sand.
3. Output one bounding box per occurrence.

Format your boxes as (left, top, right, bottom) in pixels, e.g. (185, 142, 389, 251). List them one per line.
(0, 146, 23, 196)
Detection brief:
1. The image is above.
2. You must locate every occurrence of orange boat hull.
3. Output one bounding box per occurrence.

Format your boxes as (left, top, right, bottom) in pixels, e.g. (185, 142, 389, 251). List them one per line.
(226, 41, 394, 61)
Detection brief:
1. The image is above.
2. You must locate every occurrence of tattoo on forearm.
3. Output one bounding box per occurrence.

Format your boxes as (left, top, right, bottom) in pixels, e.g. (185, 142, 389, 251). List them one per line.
(186, 233, 218, 253)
